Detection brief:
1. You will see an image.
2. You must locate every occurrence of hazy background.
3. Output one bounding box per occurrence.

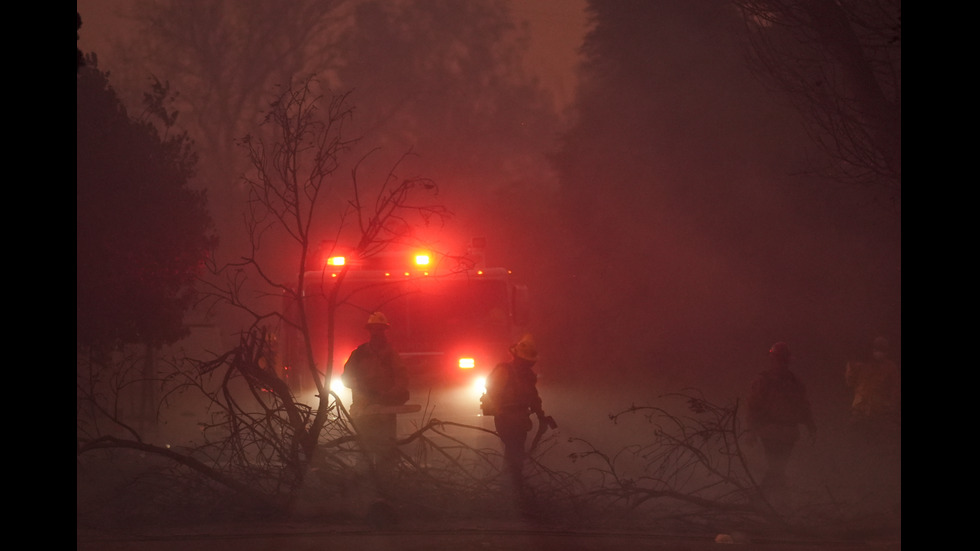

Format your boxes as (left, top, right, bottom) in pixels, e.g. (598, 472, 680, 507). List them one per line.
(77, 0, 900, 479)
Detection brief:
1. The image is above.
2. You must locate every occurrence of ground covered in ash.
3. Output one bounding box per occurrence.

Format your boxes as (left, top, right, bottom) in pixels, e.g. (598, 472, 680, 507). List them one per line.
(77, 437, 900, 548)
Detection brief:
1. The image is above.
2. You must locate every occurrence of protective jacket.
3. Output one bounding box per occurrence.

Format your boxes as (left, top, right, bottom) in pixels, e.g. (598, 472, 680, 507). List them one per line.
(747, 367, 815, 436)
(342, 339, 409, 410)
(482, 359, 542, 417)
(845, 358, 900, 419)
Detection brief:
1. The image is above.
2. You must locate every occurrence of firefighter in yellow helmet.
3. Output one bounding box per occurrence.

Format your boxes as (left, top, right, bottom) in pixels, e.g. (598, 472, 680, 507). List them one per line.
(342, 312, 409, 471)
(481, 334, 552, 510)
(845, 336, 901, 452)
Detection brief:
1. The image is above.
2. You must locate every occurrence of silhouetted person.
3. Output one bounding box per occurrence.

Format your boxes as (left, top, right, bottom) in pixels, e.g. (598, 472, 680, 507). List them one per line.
(845, 336, 901, 526)
(845, 336, 901, 454)
(746, 342, 816, 499)
(481, 334, 550, 513)
(342, 311, 409, 474)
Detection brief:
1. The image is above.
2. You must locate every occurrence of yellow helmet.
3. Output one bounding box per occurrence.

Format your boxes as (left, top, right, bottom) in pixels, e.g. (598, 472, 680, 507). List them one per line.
(366, 311, 390, 328)
(511, 333, 538, 361)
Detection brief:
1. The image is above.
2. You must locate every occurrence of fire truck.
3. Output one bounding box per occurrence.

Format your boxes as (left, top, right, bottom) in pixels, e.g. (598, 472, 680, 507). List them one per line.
(280, 238, 529, 418)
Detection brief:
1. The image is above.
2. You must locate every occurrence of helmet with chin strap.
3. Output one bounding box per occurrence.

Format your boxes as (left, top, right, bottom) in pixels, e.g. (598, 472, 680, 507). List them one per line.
(365, 311, 390, 328)
(511, 334, 538, 361)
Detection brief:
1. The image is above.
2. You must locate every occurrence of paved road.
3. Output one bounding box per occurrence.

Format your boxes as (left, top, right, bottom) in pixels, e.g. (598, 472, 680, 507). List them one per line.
(77, 524, 900, 551)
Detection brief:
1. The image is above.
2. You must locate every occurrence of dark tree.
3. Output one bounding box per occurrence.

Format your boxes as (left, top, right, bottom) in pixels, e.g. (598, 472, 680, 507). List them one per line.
(76, 61, 216, 350)
(77, 12, 84, 71)
(732, 0, 901, 202)
(548, 0, 900, 392)
(109, 0, 350, 246)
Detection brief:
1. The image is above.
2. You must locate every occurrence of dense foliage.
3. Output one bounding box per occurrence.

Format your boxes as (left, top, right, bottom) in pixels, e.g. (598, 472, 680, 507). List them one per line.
(76, 61, 215, 349)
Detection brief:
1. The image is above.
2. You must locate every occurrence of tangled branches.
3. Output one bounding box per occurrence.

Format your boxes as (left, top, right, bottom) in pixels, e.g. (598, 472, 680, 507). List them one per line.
(567, 391, 778, 532)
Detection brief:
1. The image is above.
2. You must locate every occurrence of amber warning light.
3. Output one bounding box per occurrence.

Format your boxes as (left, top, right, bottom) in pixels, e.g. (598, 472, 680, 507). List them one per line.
(458, 358, 475, 369)
(326, 256, 345, 266)
(414, 254, 430, 266)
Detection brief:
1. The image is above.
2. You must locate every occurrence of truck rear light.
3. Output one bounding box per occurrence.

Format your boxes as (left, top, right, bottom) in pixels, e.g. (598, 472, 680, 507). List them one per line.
(458, 357, 475, 369)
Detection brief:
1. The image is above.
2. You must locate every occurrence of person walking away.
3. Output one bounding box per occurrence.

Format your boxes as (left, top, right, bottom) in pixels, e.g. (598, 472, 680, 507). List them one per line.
(845, 336, 901, 456)
(845, 336, 901, 527)
(342, 311, 410, 474)
(481, 334, 551, 513)
(746, 342, 817, 502)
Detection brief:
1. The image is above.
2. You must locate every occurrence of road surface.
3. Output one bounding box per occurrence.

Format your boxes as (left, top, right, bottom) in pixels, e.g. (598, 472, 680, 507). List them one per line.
(78, 521, 900, 551)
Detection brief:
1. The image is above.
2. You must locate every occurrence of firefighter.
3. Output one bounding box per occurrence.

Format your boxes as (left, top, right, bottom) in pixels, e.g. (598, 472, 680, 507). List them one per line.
(481, 334, 551, 509)
(342, 311, 409, 472)
(745, 342, 816, 497)
(845, 336, 901, 452)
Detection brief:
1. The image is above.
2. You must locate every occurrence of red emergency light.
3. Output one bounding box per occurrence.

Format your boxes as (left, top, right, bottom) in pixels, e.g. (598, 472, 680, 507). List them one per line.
(458, 357, 475, 369)
(326, 256, 345, 266)
(414, 253, 430, 266)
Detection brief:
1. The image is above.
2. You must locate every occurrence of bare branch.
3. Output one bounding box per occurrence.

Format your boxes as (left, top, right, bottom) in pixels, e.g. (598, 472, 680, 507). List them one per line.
(733, 0, 900, 202)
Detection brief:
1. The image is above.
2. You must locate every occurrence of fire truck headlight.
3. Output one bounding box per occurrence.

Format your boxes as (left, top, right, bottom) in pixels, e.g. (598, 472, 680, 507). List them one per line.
(330, 378, 346, 396)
